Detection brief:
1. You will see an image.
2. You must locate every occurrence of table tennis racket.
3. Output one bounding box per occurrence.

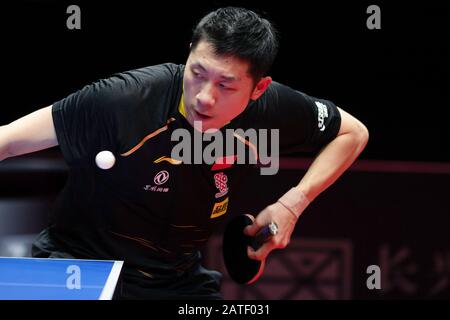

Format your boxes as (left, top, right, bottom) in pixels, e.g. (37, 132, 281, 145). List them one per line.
(222, 214, 278, 285)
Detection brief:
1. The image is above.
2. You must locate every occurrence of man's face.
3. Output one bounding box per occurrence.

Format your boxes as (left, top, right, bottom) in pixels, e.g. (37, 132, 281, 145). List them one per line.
(183, 40, 270, 132)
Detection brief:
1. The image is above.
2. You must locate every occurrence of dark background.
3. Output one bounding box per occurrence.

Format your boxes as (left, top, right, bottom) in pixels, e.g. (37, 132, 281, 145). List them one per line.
(1, 0, 449, 162)
(0, 1, 449, 300)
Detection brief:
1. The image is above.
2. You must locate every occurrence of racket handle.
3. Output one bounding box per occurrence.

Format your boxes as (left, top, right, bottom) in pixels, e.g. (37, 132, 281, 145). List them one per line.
(251, 221, 278, 250)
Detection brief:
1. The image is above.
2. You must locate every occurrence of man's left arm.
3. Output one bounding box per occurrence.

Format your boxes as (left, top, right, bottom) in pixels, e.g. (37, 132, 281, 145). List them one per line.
(245, 107, 369, 260)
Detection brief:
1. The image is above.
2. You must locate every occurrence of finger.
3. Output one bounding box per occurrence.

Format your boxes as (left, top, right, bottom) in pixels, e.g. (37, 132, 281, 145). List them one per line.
(247, 243, 272, 261)
(244, 224, 258, 236)
(243, 215, 260, 236)
(244, 209, 272, 237)
(247, 246, 261, 261)
(254, 242, 273, 261)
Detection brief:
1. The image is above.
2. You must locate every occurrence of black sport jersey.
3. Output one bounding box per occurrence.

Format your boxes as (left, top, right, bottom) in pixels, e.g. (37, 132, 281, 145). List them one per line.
(32, 63, 341, 286)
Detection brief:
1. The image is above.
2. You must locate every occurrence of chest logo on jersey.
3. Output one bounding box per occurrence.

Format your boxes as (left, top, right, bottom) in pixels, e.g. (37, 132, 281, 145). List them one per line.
(143, 170, 170, 193)
(214, 172, 229, 198)
(154, 170, 170, 185)
(210, 197, 229, 219)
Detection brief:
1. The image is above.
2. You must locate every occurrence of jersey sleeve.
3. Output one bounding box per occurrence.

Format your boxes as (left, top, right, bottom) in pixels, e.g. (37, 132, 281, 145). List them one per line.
(249, 81, 342, 154)
(51, 69, 151, 167)
(51, 64, 181, 167)
(52, 78, 122, 166)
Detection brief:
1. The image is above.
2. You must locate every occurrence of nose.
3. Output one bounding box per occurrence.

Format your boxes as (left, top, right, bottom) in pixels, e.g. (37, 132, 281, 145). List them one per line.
(196, 82, 216, 109)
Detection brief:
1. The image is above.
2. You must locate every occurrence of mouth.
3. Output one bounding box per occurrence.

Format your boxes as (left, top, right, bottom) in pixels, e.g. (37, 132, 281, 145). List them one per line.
(193, 109, 212, 120)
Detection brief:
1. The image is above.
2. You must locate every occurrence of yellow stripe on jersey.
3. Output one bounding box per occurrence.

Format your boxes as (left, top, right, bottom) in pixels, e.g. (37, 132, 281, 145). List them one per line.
(120, 118, 175, 157)
(179, 88, 187, 118)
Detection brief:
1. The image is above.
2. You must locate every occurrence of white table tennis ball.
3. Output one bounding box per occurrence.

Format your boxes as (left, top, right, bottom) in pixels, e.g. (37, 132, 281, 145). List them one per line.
(95, 151, 116, 170)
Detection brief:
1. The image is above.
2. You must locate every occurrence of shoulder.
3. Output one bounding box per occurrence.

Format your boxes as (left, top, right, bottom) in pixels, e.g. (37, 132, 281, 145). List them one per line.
(100, 63, 183, 94)
(264, 80, 310, 102)
(119, 63, 184, 86)
(245, 80, 312, 117)
(78, 63, 183, 107)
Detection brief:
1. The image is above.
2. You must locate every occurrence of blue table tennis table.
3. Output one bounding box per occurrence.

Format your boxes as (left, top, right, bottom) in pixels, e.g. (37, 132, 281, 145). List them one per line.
(0, 257, 123, 300)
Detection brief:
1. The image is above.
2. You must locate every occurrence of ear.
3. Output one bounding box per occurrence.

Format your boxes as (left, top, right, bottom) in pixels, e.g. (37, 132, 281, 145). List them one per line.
(250, 76, 272, 101)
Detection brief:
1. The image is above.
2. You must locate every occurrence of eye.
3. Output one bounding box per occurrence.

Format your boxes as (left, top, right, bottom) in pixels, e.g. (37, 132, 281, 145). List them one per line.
(192, 69, 202, 78)
(219, 83, 235, 91)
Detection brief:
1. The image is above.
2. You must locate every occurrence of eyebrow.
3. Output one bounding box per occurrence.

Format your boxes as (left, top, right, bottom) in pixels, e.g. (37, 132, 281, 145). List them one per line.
(191, 62, 240, 82)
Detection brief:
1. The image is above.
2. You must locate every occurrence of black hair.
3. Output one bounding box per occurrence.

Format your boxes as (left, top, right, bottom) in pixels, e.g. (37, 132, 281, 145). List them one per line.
(191, 7, 279, 83)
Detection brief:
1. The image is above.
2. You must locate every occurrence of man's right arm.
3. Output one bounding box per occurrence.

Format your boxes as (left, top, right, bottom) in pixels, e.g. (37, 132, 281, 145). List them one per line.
(0, 105, 58, 161)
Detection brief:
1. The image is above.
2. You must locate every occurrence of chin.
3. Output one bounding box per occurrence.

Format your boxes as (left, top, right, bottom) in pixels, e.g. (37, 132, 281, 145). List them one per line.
(194, 122, 221, 133)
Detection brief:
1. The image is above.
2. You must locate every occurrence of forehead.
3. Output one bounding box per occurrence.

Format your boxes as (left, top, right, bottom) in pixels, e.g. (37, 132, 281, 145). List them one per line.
(188, 41, 251, 81)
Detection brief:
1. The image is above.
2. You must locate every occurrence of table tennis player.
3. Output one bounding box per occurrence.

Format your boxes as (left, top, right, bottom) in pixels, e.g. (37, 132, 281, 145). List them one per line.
(0, 7, 368, 299)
